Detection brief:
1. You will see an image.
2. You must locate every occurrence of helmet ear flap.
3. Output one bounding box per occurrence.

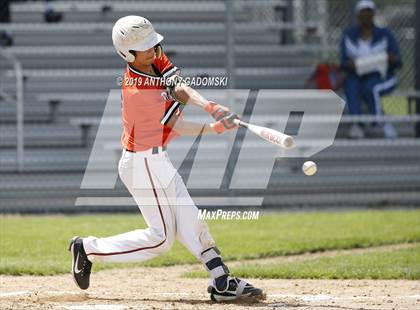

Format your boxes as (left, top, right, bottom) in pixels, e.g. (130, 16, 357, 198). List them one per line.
(154, 44, 162, 59)
(127, 50, 136, 62)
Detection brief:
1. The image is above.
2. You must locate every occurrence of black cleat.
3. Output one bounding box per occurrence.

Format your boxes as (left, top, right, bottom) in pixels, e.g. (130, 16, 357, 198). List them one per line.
(69, 236, 92, 290)
(208, 276, 265, 302)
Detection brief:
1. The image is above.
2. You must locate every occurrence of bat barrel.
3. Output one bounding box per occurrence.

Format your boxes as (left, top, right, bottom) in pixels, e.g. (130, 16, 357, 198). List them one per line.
(232, 118, 294, 149)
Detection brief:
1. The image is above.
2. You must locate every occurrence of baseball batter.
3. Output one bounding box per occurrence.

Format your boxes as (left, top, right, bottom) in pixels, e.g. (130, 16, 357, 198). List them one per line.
(69, 16, 264, 302)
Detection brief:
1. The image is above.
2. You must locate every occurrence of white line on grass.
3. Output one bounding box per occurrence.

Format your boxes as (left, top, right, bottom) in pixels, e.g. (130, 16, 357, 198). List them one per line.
(267, 293, 420, 301)
(0, 291, 31, 297)
(268, 294, 333, 301)
(151, 292, 198, 296)
(4, 290, 418, 305)
(60, 306, 126, 310)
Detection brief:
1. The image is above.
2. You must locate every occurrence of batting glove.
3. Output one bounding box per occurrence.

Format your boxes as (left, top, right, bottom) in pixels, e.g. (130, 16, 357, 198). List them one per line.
(204, 101, 231, 121)
(210, 113, 240, 134)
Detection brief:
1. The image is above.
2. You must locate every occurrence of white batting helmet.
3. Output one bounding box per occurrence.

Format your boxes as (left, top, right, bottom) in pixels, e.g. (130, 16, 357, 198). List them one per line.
(355, 0, 376, 13)
(112, 15, 164, 62)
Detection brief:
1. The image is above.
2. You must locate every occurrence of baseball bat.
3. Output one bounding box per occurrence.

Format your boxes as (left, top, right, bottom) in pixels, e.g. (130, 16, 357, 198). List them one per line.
(233, 119, 295, 149)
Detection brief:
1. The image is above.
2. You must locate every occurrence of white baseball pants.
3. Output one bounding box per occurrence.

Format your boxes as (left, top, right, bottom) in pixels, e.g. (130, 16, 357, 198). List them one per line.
(83, 149, 216, 263)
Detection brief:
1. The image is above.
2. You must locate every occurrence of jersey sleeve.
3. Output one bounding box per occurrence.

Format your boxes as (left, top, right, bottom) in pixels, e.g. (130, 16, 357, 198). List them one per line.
(155, 52, 180, 78)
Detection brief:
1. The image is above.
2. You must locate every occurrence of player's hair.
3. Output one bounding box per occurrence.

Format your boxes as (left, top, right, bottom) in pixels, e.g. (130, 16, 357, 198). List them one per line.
(127, 44, 162, 62)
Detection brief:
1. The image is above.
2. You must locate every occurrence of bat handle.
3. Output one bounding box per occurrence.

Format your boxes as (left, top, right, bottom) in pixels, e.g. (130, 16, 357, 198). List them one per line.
(233, 119, 247, 128)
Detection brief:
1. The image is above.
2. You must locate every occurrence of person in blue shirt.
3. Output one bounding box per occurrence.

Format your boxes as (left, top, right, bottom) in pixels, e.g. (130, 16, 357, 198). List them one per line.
(340, 0, 402, 138)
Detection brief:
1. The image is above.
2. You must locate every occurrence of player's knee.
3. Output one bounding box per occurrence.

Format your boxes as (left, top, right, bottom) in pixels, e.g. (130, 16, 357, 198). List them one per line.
(154, 236, 173, 254)
(159, 238, 173, 254)
(150, 228, 173, 254)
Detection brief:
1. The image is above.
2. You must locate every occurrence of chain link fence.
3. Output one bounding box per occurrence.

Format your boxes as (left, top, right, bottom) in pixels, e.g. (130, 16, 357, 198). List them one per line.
(326, 0, 415, 91)
(240, 0, 416, 114)
(0, 0, 418, 212)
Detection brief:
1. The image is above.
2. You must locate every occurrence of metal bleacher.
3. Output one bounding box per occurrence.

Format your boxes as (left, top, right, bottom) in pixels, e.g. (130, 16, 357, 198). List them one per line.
(0, 0, 419, 212)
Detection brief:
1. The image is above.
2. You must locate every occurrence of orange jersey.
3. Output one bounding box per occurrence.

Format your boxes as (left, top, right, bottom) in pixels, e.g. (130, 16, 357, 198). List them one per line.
(120, 53, 182, 151)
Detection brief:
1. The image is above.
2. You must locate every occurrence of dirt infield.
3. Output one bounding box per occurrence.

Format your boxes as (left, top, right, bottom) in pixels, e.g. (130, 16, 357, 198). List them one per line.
(1, 244, 419, 310)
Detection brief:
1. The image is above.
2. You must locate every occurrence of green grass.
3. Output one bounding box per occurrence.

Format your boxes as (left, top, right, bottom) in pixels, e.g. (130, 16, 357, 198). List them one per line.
(340, 90, 414, 115)
(382, 96, 411, 115)
(0, 210, 419, 276)
(184, 245, 420, 280)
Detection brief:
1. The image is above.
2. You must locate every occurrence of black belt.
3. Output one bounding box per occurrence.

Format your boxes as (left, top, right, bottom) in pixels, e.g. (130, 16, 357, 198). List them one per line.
(125, 146, 167, 154)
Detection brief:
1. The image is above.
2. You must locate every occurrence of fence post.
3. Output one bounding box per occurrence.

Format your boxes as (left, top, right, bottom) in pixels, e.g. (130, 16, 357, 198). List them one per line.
(318, 0, 328, 60)
(416, 0, 420, 137)
(15, 60, 24, 172)
(223, 0, 236, 191)
(0, 50, 24, 171)
(225, 0, 235, 90)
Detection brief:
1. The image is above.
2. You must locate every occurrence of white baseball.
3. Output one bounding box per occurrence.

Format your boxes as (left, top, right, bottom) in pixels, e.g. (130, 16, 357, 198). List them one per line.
(302, 161, 317, 176)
